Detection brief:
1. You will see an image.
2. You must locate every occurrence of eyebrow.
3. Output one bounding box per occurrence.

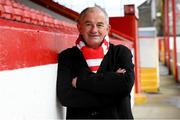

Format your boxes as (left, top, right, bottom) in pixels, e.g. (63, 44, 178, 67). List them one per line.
(97, 22, 104, 25)
(84, 21, 105, 25)
(84, 21, 92, 23)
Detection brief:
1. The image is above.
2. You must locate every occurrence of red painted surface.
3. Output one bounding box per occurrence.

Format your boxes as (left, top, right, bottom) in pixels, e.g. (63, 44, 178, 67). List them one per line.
(30, 0, 79, 21)
(110, 37, 133, 49)
(110, 16, 137, 42)
(132, 18, 141, 93)
(0, 18, 78, 71)
(163, 0, 171, 74)
(172, 0, 179, 82)
(0, 0, 78, 32)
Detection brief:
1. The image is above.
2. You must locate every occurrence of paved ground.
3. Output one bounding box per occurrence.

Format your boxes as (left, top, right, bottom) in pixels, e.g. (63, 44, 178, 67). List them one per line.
(132, 63, 180, 120)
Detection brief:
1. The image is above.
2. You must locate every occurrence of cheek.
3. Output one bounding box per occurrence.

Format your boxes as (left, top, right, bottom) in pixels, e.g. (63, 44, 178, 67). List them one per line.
(79, 27, 89, 34)
(100, 27, 109, 34)
(100, 30, 108, 36)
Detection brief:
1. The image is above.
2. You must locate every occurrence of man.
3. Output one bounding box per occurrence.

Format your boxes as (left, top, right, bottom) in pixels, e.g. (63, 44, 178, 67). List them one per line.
(57, 6, 134, 119)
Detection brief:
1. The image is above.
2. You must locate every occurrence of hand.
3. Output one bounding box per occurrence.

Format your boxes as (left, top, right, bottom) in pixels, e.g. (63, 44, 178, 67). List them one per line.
(116, 68, 126, 74)
(72, 77, 77, 88)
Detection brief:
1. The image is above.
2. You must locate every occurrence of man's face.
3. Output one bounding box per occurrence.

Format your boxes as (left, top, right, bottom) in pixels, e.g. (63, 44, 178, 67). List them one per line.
(77, 8, 110, 49)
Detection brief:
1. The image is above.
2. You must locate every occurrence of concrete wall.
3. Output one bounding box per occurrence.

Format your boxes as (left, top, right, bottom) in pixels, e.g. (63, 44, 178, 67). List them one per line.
(139, 37, 159, 67)
(0, 64, 66, 119)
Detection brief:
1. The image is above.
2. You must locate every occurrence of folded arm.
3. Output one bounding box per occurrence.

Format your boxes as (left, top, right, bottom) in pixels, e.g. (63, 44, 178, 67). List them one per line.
(74, 47, 134, 96)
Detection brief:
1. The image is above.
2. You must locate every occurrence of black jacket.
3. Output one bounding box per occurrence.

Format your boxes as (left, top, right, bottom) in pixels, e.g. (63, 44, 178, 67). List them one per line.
(57, 43, 134, 119)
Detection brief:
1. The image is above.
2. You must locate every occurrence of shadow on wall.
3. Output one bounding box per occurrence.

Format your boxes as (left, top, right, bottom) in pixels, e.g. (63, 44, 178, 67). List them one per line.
(56, 97, 66, 119)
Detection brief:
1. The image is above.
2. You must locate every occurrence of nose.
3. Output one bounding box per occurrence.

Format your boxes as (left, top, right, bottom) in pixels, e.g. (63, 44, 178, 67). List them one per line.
(90, 25, 98, 33)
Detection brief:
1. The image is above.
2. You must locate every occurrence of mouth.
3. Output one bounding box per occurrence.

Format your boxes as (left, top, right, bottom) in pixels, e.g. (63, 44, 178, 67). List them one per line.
(89, 35, 100, 39)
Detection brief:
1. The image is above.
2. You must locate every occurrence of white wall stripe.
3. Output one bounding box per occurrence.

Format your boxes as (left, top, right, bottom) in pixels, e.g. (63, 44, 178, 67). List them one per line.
(0, 64, 66, 119)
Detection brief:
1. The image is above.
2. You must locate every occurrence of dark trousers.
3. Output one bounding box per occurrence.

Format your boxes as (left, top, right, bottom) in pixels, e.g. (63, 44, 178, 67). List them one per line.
(66, 96, 133, 119)
(66, 107, 118, 119)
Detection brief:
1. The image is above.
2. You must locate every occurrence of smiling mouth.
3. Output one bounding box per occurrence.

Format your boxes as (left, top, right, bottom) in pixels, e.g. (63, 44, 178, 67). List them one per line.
(89, 35, 100, 38)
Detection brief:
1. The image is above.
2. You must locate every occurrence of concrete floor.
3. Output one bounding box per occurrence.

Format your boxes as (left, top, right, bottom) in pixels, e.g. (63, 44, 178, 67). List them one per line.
(132, 63, 180, 120)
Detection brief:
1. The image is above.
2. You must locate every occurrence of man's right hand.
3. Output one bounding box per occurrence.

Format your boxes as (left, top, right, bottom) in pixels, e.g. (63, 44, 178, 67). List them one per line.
(116, 68, 126, 74)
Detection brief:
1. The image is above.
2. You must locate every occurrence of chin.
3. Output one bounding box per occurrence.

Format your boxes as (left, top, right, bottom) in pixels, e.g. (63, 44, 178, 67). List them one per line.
(91, 43, 101, 48)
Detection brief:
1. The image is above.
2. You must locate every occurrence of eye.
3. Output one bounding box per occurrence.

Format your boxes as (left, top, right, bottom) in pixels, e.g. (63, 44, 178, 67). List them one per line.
(97, 24, 104, 28)
(85, 23, 92, 26)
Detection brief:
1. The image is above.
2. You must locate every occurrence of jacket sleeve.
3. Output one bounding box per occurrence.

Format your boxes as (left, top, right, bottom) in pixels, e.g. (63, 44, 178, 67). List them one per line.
(76, 46, 134, 96)
(56, 50, 109, 108)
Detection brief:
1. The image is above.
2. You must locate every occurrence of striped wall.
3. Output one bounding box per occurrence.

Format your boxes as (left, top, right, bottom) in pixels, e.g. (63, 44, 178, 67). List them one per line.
(0, 18, 76, 119)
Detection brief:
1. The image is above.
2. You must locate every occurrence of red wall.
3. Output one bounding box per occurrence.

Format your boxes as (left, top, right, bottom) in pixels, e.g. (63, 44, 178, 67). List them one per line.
(0, 18, 78, 71)
(110, 16, 137, 42)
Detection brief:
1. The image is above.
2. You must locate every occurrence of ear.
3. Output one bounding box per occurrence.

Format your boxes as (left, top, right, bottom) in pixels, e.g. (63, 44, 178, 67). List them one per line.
(107, 24, 111, 32)
(77, 23, 81, 32)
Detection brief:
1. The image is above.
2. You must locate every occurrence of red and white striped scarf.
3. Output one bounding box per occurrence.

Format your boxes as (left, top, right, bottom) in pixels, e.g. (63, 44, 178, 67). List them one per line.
(76, 35, 109, 73)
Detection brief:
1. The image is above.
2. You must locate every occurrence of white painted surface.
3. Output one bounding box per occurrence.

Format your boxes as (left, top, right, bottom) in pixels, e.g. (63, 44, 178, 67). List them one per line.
(139, 37, 159, 67)
(169, 36, 180, 52)
(169, 37, 180, 62)
(0, 64, 66, 120)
